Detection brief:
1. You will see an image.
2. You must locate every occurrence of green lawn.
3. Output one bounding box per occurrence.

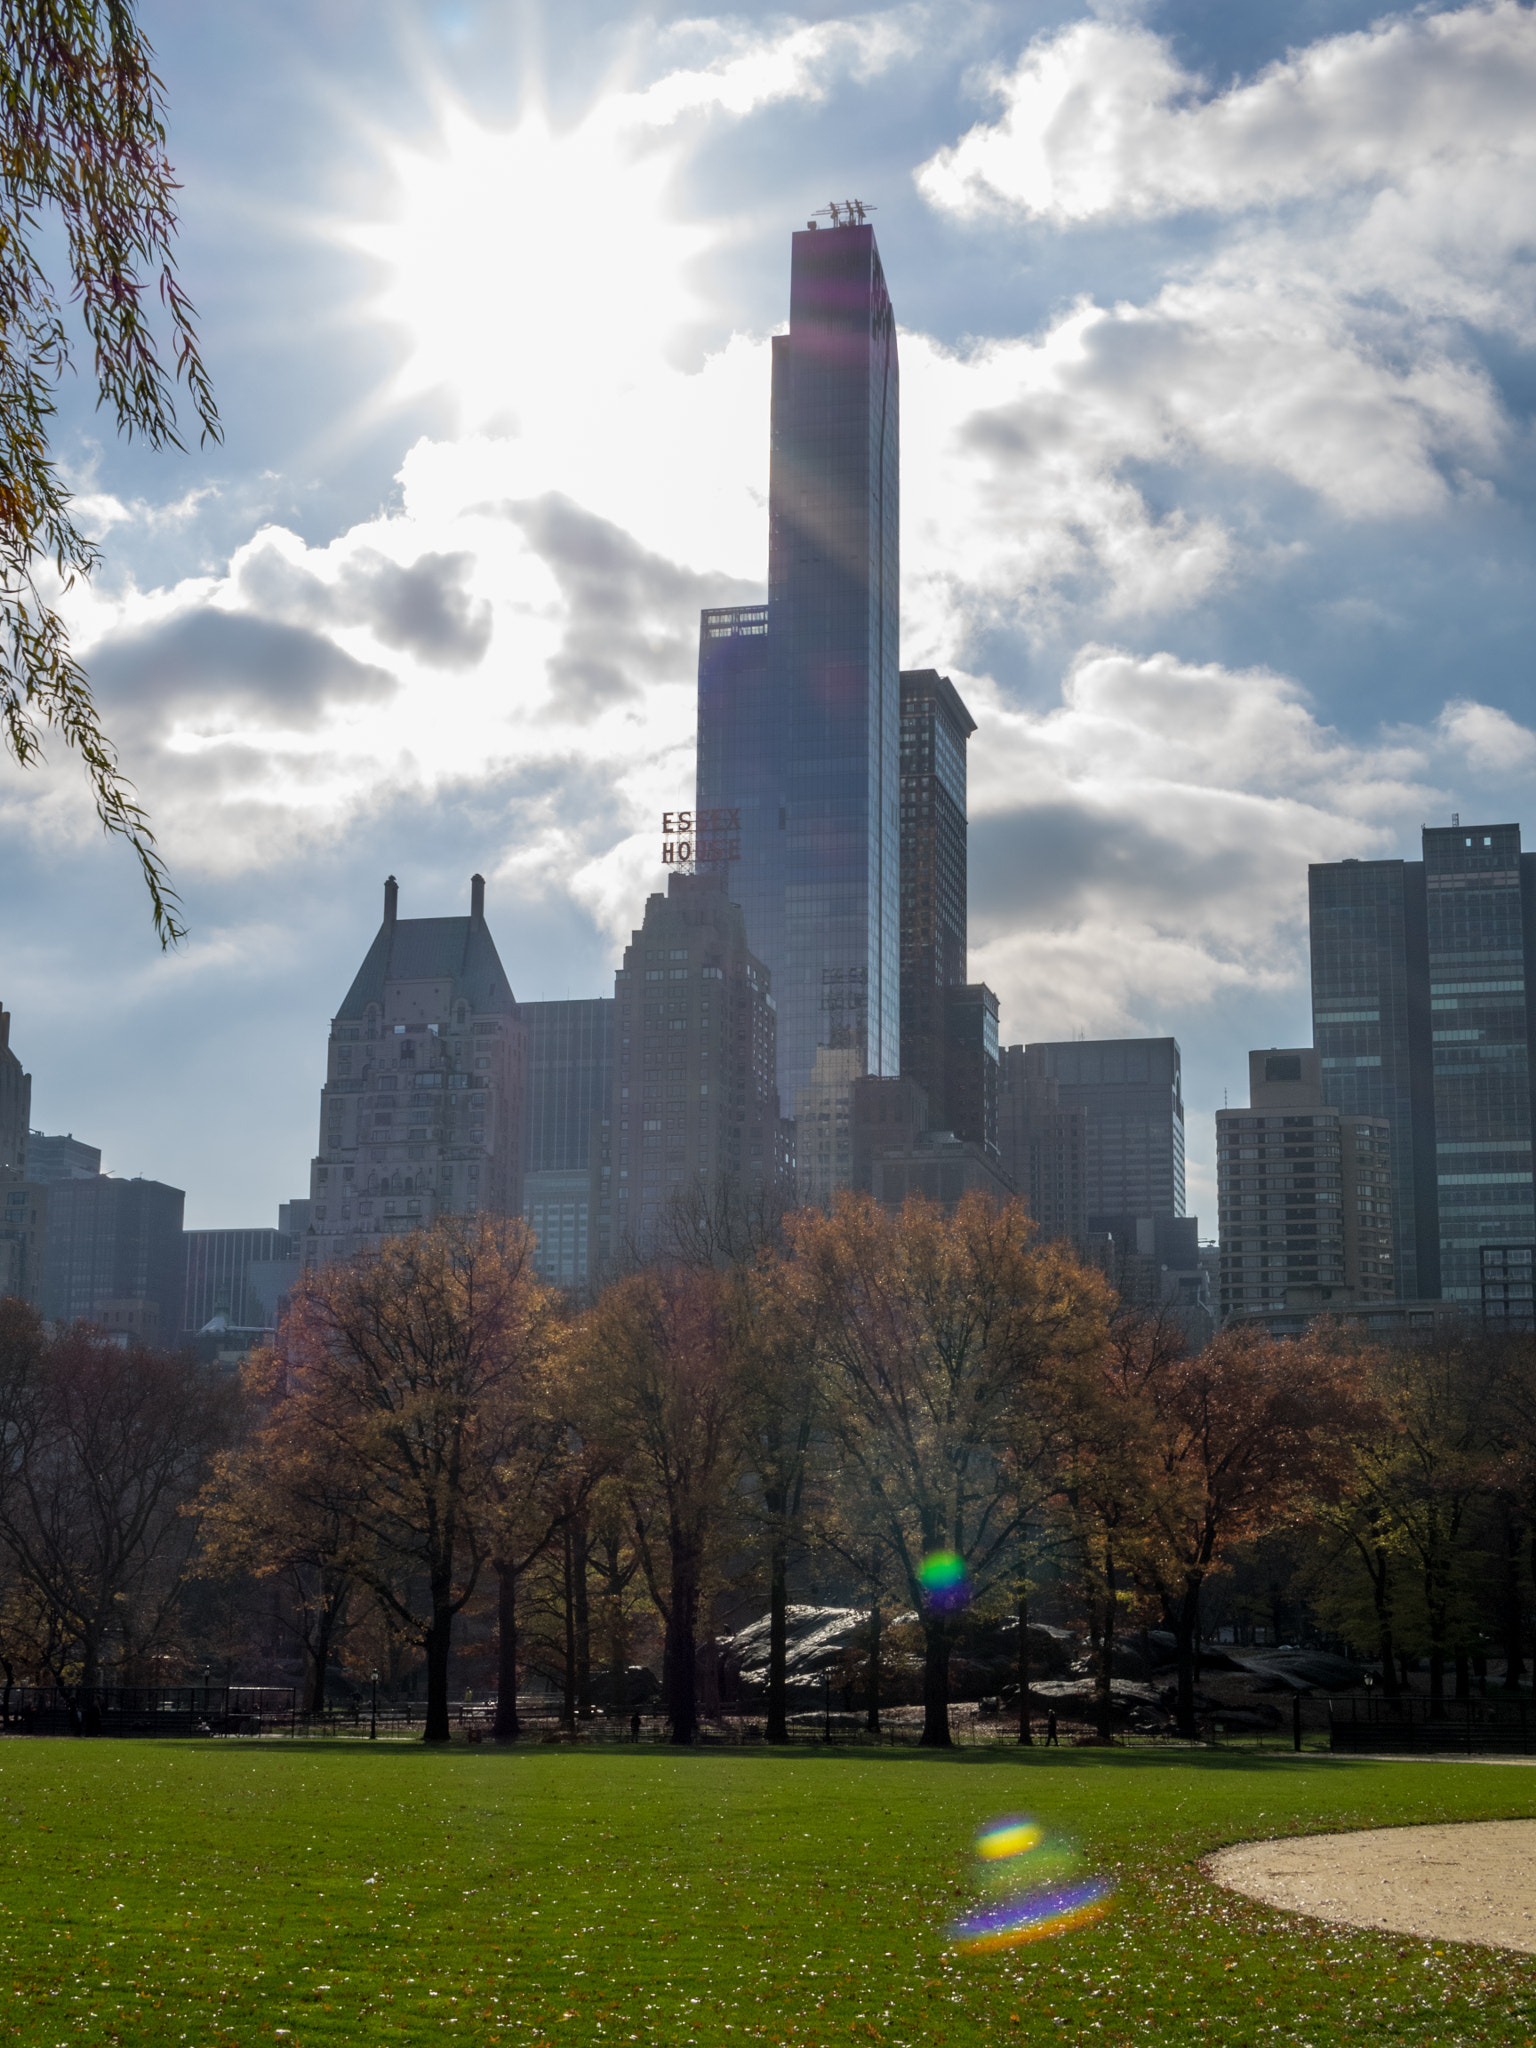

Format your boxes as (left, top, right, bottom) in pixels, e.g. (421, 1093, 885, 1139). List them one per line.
(0, 1738, 1532, 2047)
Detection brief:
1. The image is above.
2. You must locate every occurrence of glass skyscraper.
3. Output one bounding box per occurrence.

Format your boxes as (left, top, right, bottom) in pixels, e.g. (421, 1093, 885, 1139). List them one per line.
(1423, 824, 1535, 1303)
(1309, 825, 1536, 1307)
(696, 218, 901, 1117)
(520, 997, 613, 1291)
(1308, 855, 1437, 1299)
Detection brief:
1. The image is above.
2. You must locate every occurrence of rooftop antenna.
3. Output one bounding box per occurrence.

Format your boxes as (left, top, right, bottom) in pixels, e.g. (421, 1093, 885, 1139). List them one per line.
(812, 199, 877, 228)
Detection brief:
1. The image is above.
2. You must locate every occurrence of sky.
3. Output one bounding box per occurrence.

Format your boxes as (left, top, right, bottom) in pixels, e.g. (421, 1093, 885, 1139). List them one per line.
(2, 0, 1535, 1229)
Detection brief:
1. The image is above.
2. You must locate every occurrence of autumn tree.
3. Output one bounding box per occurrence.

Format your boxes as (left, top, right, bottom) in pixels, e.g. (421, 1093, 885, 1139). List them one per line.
(581, 1266, 740, 1744)
(791, 1192, 1111, 1747)
(1328, 1332, 1500, 1708)
(0, 1306, 236, 1684)
(1131, 1320, 1365, 1739)
(0, 0, 220, 942)
(726, 1251, 822, 1741)
(281, 1215, 558, 1743)
(194, 1347, 368, 1713)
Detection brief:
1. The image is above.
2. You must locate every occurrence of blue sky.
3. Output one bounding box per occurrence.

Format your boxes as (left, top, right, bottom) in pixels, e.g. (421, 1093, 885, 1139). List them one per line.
(3, 0, 1534, 1227)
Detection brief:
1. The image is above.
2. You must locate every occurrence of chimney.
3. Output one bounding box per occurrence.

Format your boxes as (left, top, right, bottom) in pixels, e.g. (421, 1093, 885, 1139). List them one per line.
(384, 875, 399, 924)
(471, 873, 485, 921)
(0, 1005, 8, 1056)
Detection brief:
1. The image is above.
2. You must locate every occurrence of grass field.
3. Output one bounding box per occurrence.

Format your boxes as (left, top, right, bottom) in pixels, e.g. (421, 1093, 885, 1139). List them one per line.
(0, 1738, 1533, 2048)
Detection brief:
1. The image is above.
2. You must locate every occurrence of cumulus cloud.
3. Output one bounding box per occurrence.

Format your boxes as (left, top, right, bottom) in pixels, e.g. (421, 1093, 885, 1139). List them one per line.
(88, 608, 397, 737)
(918, 4, 1536, 227)
(237, 543, 492, 669)
(1437, 698, 1536, 776)
(964, 646, 1446, 1038)
(499, 494, 758, 717)
(906, 0, 1531, 622)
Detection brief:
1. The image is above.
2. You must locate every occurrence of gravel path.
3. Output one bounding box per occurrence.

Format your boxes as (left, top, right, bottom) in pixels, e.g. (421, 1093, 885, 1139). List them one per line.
(1205, 1819, 1536, 1952)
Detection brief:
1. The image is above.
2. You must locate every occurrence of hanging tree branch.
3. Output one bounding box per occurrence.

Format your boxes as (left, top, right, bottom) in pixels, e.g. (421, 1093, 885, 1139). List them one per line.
(0, 0, 221, 946)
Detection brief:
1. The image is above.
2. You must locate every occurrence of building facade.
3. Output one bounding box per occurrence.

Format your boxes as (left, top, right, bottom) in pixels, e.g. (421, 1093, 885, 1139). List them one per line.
(850, 1073, 1010, 1214)
(1310, 824, 1536, 1305)
(40, 1175, 185, 1330)
(592, 872, 790, 1269)
(1216, 1049, 1393, 1323)
(1308, 854, 1437, 1298)
(520, 997, 614, 1292)
(997, 1050, 1088, 1246)
(23, 1133, 100, 1182)
(1020, 1039, 1186, 1219)
(0, 1003, 28, 1176)
(181, 1226, 297, 1337)
(305, 874, 526, 1269)
(695, 216, 901, 1127)
(898, 668, 971, 1125)
(1422, 823, 1536, 1304)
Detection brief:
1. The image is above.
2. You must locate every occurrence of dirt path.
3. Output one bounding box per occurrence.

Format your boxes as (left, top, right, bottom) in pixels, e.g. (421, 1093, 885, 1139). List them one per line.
(1205, 1819, 1536, 1952)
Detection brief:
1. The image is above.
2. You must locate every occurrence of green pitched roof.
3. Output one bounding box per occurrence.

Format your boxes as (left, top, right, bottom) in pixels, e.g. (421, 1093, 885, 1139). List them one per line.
(337, 915, 517, 1020)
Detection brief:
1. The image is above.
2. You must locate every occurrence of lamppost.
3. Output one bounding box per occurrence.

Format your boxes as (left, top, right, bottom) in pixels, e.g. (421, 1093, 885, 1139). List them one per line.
(370, 1669, 378, 1742)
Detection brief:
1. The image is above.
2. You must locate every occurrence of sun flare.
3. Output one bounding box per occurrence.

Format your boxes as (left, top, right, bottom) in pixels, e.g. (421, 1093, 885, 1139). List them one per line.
(350, 98, 713, 432)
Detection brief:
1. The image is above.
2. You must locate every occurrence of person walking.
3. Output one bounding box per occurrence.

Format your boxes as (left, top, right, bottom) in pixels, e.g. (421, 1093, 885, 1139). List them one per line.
(630, 1709, 642, 1743)
(1045, 1708, 1059, 1748)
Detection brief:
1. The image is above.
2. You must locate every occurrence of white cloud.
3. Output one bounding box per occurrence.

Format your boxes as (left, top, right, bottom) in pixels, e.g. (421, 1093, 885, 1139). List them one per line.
(910, 1, 1530, 560)
(1437, 698, 1536, 776)
(918, 4, 1536, 227)
(963, 646, 1450, 1039)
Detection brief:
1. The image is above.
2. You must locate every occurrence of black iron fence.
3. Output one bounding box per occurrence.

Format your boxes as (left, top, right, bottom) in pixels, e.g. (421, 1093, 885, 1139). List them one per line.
(1329, 1691, 1536, 1755)
(4, 1685, 295, 1738)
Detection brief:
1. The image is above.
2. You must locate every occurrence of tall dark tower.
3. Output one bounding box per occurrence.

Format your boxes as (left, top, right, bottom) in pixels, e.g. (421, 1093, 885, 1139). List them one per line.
(697, 209, 900, 1141)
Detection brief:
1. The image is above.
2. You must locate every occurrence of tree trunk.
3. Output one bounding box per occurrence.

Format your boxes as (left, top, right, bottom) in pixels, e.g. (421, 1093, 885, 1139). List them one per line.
(919, 1615, 951, 1747)
(865, 1596, 881, 1735)
(1368, 1543, 1399, 1697)
(1501, 1509, 1525, 1690)
(766, 1527, 788, 1742)
(304, 1600, 334, 1716)
(423, 1589, 454, 1744)
(1168, 1577, 1201, 1742)
(665, 1535, 701, 1745)
(1453, 1647, 1470, 1702)
(493, 1562, 520, 1741)
(573, 1520, 592, 1719)
(561, 1523, 577, 1732)
(1095, 1547, 1117, 1743)
(1017, 1588, 1032, 1746)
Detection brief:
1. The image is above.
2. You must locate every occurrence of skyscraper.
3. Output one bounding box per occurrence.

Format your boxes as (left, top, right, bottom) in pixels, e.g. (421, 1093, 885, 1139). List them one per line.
(1216, 1048, 1393, 1322)
(305, 875, 525, 1268)
(591, 872, 790, 1268)
(521, 997, 613, 1291)
(0, 1002, 28, 1176)
(40, 1174, 185, 1332)
(1308, 855, 1437, 1298)
(997, 1051, 1088, 1246)
(1422, 824, 1535, 1303)
(696, 214, 901, 1124)
(1020, 1039, 1186, 1219)
(1310, 825, 1536, 1305)
(898, 668, 970, 1120)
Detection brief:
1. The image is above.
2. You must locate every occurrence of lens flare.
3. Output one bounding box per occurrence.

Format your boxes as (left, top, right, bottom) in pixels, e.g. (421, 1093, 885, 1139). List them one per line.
(917, 1550, 970, 1611)
(949, 1813, 1115, 1955)
(951, 1879, 1114, 1952)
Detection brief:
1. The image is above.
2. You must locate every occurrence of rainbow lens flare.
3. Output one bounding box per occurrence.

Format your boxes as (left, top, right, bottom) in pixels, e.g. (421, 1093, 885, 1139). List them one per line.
(917, 1550, 970, 1611)
(949, 1812, 1115, 1955)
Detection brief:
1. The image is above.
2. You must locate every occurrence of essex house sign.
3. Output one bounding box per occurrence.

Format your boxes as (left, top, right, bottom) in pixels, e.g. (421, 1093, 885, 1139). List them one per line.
(661, 808, 742, 869)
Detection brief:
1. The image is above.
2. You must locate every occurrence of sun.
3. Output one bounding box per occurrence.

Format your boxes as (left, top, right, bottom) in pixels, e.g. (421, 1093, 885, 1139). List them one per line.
(349, 94, 713, 434)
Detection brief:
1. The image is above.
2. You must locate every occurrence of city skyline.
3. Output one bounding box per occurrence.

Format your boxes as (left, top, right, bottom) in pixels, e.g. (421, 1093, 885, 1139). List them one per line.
(1, 1, 1534, 1230)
